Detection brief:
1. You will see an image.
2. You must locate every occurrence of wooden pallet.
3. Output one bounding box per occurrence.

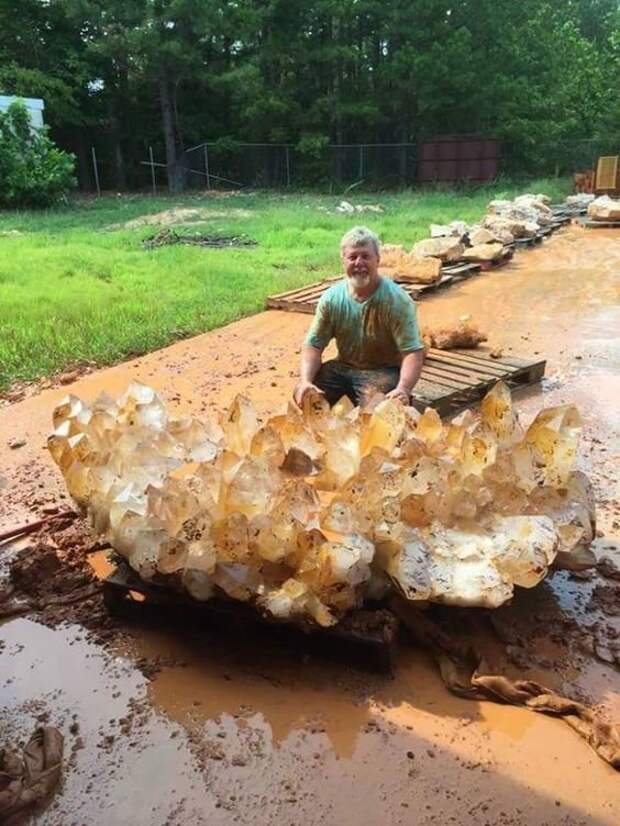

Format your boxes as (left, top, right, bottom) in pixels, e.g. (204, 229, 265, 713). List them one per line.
(409, 261, 484, 293)
(511, 218, 567, 248)
(103, 560, 399, 673)
(581, 218, 620, 229)
(512, 234, 543, 249)
(413, 349, 546, 417)
(550, 215, 572, 227)
(551, 203, 587, 216)
(267, 263, 483, 314)
(267, 211, 568, 316)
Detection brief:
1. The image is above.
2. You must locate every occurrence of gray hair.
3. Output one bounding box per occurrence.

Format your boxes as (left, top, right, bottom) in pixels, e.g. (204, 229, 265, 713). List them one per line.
(340, 226, 380, 256)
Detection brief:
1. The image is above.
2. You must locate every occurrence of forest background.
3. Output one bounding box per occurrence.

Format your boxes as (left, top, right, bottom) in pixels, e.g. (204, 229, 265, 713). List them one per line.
(0, 0, 618, 190)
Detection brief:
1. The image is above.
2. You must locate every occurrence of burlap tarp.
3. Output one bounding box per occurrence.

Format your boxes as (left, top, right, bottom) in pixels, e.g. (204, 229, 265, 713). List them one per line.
(391, 597, 620, 770)
(0, 726, 64, 823)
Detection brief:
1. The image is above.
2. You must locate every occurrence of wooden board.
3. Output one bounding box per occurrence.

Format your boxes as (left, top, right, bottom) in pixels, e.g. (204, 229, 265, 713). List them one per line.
(103, 560, 399, 673)
(595, 155, 619, 193)
(413, 349, 546, 416)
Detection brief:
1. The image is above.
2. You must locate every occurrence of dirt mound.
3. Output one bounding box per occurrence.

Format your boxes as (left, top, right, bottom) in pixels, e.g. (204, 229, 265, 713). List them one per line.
(111, 207, 253, 230)
(2, 516, 119, 644)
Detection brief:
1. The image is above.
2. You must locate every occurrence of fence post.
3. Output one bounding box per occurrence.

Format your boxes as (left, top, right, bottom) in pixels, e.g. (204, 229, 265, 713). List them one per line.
(149, 146, 156, 195)
(358, 145, 364, 179)
(285, 146, 291, 187)
(204, 145, 211, 190)
(91, 146, 101, 197)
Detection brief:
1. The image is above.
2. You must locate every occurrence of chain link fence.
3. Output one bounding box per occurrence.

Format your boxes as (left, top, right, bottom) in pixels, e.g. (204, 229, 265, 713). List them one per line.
(82, 137, 620, 193)
(177, 142, 418, 190)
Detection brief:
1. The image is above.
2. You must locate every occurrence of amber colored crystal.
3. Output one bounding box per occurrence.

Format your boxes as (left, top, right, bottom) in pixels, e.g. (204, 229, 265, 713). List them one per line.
(49, 380, 593, 621)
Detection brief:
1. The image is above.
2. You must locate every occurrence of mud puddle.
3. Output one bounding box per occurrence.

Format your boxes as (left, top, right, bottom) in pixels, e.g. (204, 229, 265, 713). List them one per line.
(4, 608, 618, 825)
(1, 224, 620, 824)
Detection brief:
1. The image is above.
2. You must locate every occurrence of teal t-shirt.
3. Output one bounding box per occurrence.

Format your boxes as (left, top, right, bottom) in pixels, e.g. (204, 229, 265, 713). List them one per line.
(305, 277, 423, 369)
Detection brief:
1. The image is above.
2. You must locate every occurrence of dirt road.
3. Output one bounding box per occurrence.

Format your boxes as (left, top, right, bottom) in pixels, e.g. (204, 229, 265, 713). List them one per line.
(1, 224, 619, 825)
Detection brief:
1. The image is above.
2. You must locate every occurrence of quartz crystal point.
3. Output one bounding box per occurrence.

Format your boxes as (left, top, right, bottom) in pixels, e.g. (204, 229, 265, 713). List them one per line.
(220, 394, 258, 456)
(117, 382, 167, 430)
(480, 381, 522, 446)
(49, 380, 594, 621)
(522, 405, 582, 488)
(267, 403, 323, 466)
(314, 421, 361, 490)
(360, 399, 406, 455)
(222, 457, 280, 518)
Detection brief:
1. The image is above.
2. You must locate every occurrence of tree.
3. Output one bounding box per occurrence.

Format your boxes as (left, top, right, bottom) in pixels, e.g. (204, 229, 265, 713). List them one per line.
(1, 0, 616, 187)
(0, 100, 76, 207)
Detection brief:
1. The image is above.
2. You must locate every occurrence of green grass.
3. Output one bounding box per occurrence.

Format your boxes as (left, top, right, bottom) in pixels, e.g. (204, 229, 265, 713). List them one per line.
(0, 178, 572, 390)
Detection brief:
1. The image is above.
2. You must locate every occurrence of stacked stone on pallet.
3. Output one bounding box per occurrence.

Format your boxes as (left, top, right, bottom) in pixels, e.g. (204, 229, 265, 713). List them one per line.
(587, 195, 620, 222)
(380, 191, 556, 276)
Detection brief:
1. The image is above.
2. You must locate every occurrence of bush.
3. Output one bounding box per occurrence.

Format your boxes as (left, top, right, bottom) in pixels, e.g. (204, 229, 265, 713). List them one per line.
(0, 100, 76, 208)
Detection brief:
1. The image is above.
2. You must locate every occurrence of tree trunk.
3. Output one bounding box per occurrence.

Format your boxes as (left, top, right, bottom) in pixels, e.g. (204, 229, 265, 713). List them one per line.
(109, 105, 127, 191)
(159, 71, 183, 193)
(398, 122, 408, 185)
(74, 129, 92, 191)
(332, 15, 343, 182)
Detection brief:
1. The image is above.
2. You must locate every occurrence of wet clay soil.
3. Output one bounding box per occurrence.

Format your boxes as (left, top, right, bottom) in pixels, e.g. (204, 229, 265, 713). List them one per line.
(1, 224, 619, 825)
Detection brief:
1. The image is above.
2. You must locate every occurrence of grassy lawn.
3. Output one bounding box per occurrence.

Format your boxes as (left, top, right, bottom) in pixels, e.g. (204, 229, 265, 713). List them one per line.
(0, 178, 572, 390)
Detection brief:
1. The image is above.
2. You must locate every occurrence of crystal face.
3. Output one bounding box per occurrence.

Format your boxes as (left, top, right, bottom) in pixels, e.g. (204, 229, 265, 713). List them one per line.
(49, 381, 593, 623)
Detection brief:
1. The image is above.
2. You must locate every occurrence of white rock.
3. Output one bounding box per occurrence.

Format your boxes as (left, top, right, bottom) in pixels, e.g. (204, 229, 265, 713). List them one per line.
(566, 193, 594, 207)
(430, 223, 451, 237)
(587, 195, 620, 221)
(468, 227, 495, 246)
(412, 237, 464, 262)
(462, 242, 504, 262)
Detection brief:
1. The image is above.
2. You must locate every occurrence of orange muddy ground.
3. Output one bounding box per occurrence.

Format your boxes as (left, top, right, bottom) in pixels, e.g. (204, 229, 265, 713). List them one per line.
(1, 224, 619, 825)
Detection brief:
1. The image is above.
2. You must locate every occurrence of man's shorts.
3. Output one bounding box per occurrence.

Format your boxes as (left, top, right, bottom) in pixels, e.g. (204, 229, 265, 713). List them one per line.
(314, 359, 400, 406)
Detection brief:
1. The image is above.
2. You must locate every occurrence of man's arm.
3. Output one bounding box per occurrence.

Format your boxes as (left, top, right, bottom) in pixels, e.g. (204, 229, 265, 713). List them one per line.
(294, 345, 325, 407)
(295, 292, 333, 407)
(386, 349, 425, 404)
(387, 291, 425, 403)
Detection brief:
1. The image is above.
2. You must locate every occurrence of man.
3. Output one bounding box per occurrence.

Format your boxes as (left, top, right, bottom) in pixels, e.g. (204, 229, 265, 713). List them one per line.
(294, 226, 424, 408)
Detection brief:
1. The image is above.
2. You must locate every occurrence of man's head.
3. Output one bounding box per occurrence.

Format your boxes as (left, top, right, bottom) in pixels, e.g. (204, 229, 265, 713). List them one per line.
(340, 226, 380, 290)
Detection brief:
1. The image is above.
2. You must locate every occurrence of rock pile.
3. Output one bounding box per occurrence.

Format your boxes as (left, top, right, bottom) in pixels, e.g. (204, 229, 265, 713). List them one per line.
(378, 245, 442, 283)
(380, 192, 555, 279)
(587, 195, 620, 222)
(50, 382, 594, 624)
(565, 193, 595, 209)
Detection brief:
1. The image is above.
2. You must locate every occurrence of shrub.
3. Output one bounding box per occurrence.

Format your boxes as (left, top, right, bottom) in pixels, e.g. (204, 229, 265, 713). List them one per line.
(0, 100, 76, 208)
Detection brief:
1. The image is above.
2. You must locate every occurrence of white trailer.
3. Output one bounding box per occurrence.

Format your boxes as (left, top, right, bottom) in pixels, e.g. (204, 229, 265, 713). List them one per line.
(0, 95, 45, 128)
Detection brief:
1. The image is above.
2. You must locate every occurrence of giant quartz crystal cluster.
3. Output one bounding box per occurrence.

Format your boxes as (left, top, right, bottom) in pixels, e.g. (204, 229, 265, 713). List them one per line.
(49, 382, 594, 625)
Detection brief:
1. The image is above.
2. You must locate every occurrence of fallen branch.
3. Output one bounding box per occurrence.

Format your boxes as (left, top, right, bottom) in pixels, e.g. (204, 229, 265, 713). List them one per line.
(41, 582, 101, 606)
(0, 510, 78, 545)
(0, 597, 34, 618)
(0, 583, 101, 619)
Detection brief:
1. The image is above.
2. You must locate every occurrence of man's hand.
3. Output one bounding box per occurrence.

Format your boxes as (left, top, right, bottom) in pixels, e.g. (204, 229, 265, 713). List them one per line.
(385, 385, 411, 405)
(294, 381, 325, 408)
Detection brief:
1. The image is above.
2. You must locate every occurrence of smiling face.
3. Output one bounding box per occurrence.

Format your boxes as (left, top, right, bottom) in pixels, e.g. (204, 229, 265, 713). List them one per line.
(342, 242, 380, 291)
